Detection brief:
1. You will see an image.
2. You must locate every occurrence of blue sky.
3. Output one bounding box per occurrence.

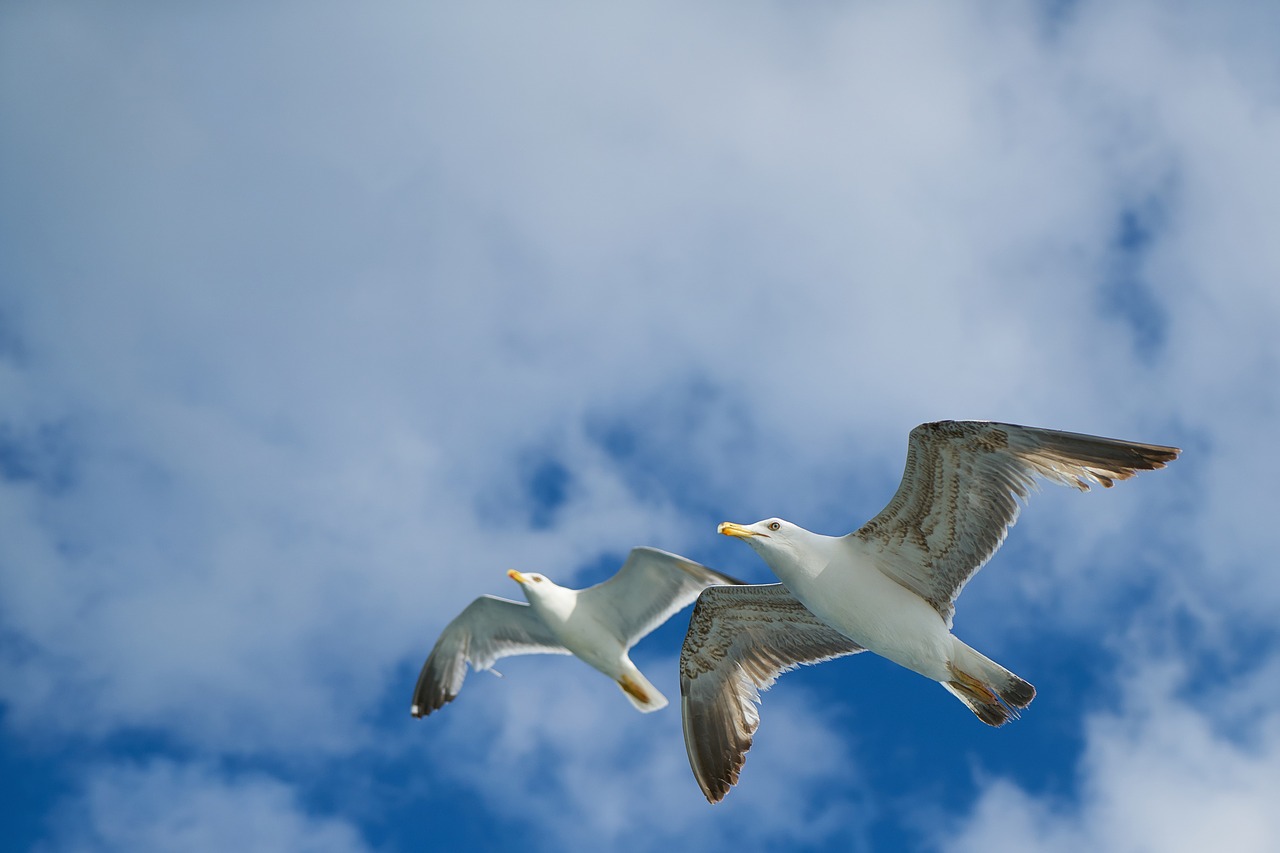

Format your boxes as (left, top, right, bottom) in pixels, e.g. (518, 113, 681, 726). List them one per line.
(3, 1, 1279, 850)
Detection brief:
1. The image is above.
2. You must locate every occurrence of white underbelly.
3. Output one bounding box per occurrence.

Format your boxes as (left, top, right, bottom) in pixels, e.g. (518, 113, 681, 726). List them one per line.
(786, 561, 954, 682)
(551, 613, 625, 677)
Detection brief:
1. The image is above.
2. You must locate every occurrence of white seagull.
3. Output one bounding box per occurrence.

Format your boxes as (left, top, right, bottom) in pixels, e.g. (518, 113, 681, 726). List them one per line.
(680, 420, 1180, 802)
(411, 547, 743, 717)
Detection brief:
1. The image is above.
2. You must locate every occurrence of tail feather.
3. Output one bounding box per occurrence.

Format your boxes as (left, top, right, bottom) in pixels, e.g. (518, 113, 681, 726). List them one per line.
(945, 641, 1035, 727)
(617, 667, 669, 713)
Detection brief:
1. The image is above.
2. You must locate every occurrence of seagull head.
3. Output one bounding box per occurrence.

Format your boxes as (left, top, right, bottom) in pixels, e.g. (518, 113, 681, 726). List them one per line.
(507, 568, 548, 586)
(717, 518, 812, 564)
(506, 569, 564, 603)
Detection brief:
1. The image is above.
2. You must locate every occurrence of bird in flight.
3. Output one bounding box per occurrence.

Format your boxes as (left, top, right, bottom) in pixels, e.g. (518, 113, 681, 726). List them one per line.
(680, 420, 1179, 803)
(412, 547, 743, 717)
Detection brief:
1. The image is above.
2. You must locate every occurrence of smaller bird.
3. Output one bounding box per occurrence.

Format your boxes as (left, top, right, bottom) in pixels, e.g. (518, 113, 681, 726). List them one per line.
(411, 547, 743, 717)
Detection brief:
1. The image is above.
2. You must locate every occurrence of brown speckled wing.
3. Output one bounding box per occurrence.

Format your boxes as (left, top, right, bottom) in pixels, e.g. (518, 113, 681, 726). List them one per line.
(679, 584, 863, 804)
(853, 421, 1180, 625)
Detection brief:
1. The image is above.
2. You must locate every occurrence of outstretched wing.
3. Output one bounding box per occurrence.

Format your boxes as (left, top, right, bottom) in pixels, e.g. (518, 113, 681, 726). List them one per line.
(854, 420, 1180, 625)
(578, 546, 745, 648)
(410, 595, 570, 717)
(679, 583, 863, 804)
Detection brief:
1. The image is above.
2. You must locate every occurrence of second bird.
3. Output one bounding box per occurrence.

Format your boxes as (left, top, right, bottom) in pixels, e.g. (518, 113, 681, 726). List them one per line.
(412, 547, 743, 717)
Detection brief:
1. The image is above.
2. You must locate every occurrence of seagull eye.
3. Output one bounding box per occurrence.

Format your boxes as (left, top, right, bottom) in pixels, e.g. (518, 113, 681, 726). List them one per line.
(532, 576, 543, 583)
(768, 521, 781, 531)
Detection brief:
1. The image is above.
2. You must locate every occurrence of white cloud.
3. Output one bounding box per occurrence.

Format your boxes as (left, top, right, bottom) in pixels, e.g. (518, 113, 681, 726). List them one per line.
(427, 654, 870, 852)
(941, 662, 1280, 853)
(40, 760, 370, 853)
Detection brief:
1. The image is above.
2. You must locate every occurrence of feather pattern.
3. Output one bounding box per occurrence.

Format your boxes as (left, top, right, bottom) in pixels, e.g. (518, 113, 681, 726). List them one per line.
(679, 583, 864, 803)
(853, 420, 1180, 625)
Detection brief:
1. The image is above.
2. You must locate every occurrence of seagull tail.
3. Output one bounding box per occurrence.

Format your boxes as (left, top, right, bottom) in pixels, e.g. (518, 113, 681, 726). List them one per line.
(616, 665, 669, 713)
(944, 641, 1035, 727)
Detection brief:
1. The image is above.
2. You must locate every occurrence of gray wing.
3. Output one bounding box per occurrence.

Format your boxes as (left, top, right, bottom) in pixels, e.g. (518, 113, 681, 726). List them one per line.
(410, 595, 571, 717)
(679, 584, 864, 804)
(577, 546, 746, 648)
(853, 420, 1180, 626)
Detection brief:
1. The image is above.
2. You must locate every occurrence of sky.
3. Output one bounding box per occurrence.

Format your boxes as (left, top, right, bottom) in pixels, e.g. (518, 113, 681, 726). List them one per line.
(2, 0, 1279, 850)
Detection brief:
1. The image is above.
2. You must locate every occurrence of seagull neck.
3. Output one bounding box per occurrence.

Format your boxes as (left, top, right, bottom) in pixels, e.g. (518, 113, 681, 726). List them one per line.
(761, 530, 841, 583)
(524, 586, 575, 624)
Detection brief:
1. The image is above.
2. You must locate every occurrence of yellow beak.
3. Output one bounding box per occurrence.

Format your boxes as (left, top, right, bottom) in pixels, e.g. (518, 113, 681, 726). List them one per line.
(507, 569, 529, 584)
(718, 521, 760, 539)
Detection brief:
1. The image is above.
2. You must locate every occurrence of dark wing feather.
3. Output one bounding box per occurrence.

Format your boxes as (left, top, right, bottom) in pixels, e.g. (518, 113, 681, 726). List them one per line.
(853, 420, 1180, 625)
(410, 595, 570, 718)
(679, 584, 863, 804)
(577, 546, 745, 648)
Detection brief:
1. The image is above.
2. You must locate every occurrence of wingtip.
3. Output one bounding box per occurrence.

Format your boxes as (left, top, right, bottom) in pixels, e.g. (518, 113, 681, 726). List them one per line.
(410, 695, 451, 718)
(703, 770, 736, 804)
(688, 559, 749, 587)
(695, 760, 740, 804)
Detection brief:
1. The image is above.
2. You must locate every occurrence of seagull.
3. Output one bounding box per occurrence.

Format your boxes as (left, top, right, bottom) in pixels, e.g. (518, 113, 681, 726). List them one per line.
(680, 420, 1180, 802)
(411, 547, 744, 717)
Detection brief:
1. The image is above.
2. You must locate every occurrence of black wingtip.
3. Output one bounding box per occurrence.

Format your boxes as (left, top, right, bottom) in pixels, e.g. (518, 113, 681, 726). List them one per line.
(408, 692, 454, 719)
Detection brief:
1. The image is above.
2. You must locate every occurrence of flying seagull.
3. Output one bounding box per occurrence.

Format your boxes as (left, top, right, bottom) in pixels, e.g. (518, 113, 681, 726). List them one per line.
(681, 420, 1179, 802)
(411, 547, 743, 717)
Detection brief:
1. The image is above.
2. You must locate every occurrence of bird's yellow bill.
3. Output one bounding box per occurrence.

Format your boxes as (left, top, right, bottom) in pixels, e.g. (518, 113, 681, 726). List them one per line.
(718, 522, 759, 538)
(507, 569, 529, 583)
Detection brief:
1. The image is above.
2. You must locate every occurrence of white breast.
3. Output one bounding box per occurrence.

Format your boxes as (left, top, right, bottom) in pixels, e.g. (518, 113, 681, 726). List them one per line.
(769, 538, 954, 682)
(529, 590, 625, 674)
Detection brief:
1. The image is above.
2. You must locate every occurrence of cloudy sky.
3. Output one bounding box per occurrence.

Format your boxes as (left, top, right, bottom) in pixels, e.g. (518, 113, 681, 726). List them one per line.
(3, 0, 1279, 850)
